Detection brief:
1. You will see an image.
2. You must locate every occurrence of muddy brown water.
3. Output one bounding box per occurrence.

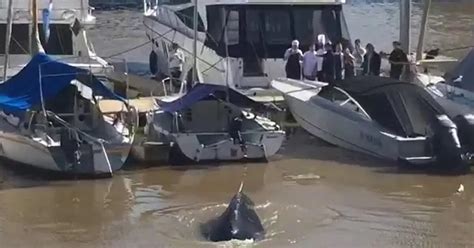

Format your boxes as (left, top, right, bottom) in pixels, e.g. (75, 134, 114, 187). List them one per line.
(1, 1, 473, 247)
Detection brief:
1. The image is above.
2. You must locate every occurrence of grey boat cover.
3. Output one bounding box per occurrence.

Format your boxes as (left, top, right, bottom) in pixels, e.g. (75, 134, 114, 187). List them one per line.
(336, 76, 445, 137)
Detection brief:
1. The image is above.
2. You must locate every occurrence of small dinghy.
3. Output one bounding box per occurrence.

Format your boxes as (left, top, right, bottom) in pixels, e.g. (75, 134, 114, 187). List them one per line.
(0, 54, 137, 177)
(272, 76, 474, 174)
(145, 84, 285, 163)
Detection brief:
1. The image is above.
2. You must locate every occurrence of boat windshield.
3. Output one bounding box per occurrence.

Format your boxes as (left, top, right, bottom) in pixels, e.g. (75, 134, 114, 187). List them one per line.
(0, 24, 73, 55)
(205, 5, 350, 58)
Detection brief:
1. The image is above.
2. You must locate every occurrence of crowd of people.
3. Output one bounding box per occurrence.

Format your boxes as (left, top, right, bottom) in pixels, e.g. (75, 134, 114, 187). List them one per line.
(284, 36, 410, 84)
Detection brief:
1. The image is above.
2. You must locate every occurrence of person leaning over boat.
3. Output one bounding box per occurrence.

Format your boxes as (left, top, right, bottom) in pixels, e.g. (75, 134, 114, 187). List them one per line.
(284, 40, 303, 80)
(169, 43, 185, 88)
(362, 43, 381, 76)
(302, 44, 319, 80)
(352, 39, 366, 75)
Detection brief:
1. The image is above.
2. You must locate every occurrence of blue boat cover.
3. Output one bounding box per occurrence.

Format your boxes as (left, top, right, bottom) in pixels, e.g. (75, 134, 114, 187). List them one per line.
(0, 53, 122, 113)
(447, 49, 474, 91)
(158, 84, 263, 113)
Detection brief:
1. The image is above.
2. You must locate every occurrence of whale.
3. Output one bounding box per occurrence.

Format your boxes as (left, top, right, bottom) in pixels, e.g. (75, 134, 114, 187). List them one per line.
(201, 184, 265, 242)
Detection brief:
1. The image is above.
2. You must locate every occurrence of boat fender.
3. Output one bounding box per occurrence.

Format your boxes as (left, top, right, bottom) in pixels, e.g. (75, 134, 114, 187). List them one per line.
(453, 114, 474, 152)
(430, 115, 468, 172)
(149, 50, 158, 75)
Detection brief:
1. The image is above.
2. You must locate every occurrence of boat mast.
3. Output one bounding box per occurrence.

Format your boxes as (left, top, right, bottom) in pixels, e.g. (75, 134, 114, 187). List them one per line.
(399, 0, 411, 53)
(2, 0, 14, 81)
(192, 0, 198, 84)
(416, 0, 432, 61)
(30, 0, 44, 55)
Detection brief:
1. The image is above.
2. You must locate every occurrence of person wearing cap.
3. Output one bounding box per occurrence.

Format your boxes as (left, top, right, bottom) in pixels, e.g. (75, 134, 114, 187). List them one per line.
(284, 40, 303, 80)
(388, 41, 408, 79)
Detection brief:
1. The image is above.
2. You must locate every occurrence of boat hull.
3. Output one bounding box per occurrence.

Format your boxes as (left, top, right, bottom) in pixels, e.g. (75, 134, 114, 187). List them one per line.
(0, 129, 132, 177)
(170, 131, 285, 162)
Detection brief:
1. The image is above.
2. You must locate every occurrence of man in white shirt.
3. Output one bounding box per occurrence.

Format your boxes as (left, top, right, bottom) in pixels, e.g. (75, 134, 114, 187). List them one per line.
(169, 43, 185, 88)
(302, 44, 318, 80)
(352, 39, 366, 75)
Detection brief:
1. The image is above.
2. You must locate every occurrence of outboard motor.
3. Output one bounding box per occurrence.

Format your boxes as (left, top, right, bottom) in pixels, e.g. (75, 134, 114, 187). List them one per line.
(453, 114, 474, 152)
(430, 115, 469, 174)
(201, 185, 265, 242)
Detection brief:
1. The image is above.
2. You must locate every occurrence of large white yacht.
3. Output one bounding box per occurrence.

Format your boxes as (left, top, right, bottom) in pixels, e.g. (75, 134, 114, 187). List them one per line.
(0, 0, 111, 80)
(143, 0, 350, 94)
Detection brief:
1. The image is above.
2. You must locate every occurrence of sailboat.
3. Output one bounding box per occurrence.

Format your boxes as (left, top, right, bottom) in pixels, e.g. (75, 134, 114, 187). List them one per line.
(140, 0, 285, 163)
(0, 0, 138, 177)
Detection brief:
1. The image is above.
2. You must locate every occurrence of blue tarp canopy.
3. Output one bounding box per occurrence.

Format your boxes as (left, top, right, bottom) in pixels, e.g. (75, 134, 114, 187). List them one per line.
(158, 84, 264, 113)
(0, 53, 122, 113)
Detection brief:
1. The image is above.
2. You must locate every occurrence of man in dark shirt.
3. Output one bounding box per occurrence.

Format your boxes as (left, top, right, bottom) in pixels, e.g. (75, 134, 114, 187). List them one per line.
(322, 43, 336, 85)
(362, 43, 381, 76)
(389, 41, 408, 79)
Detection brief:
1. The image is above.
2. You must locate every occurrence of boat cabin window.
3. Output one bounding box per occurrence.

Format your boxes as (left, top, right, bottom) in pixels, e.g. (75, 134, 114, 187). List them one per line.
(205, 5, 350, 59)
(318, 87, 369, 119)
(356, 93, 406, 136)
(176, 7, 205, 32)
(0, 24, 73, 55)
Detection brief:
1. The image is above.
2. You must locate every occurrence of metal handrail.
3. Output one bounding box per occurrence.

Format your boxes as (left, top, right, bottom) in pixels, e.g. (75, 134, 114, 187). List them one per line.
(44, 110, 107, 145)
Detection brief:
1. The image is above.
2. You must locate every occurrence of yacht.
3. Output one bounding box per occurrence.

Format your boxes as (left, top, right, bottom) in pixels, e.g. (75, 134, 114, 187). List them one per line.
(0, 0, 112, 80)
(143, 0, 350, 98)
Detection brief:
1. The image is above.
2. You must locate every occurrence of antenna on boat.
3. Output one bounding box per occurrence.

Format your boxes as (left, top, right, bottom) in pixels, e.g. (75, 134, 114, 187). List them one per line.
(2, 0, 14, 81)
(223, 10, 230, 103)
(192, 0, 198, 85)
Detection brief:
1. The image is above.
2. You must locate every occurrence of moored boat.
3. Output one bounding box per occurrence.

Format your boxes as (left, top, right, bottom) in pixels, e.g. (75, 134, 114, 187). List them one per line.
(273, 76, 473, 174)
(0, 53, 137, 177)
(145, 83, 285, 163)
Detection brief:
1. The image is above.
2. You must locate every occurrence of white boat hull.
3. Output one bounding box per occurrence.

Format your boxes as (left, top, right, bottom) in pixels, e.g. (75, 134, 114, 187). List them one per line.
(171, 131, 285, 162)
(0, 124, 133, 177)
(273, 79, 432, 162)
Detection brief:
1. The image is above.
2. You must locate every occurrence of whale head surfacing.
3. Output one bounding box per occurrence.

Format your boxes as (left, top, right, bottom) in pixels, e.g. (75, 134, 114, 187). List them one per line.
(201, 191, 265, 242)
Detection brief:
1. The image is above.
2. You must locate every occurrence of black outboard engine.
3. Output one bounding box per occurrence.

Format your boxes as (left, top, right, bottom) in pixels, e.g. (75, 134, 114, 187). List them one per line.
(453, 114, 474, 152)
(430, 115, 470, 174)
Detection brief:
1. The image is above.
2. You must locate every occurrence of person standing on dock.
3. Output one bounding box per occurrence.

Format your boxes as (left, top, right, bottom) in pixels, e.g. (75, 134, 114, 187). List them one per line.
(343, 47, 355, 79)
(302, 44, 319, 81)
(352, 39, 366, 76)
(362, 43, 381, 76)
(388, 41, 409, 79)
(169, 43, 185, 89)
(322, 43, 336, 85)
(334, 43, 345, 81)
(284, 40, 303, 80)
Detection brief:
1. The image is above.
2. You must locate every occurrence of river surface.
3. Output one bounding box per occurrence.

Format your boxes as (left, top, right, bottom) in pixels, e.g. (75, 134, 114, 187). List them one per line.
(1, 1, 474, 247)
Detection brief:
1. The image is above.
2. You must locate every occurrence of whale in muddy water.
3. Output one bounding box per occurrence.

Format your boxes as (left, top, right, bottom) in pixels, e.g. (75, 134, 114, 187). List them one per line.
(201, 184, 265, 242)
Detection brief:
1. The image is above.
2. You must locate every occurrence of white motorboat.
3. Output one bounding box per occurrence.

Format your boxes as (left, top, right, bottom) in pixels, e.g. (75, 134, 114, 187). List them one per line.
(1, 0, 112, 81)
(419, 49, 474, 117)
(0, 53, 137, 177)
(272, 76, 473, 174)
(142, 0, 350, 98)
(145, 83, 285, 163)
